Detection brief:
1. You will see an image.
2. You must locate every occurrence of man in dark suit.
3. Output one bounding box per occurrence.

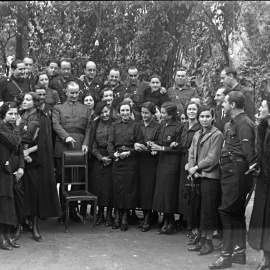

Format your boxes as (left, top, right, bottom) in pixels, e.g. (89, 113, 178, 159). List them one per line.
(214, 87, 231, 133)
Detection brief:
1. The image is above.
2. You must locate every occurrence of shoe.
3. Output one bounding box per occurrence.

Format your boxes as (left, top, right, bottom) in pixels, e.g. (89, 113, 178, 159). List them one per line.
(12, 225, 22, 241)
(96, 216, 105, 226)
(0, 240, 13, 251)
(141, 224, 150, 232)
(208, 254, 232, 269)
(112, 222, 120, 229)
(69, 211, 82, 223)
(157, 227, 168, 234)
(7, 239, 20, 248)
(188, 241, 204, 251)
(135, 220, 144, 229)
(32, 231, 42, 242)
(255, 264, 270, 270)
(198, 241, 213, 255)
(105, 218, 113, 227)
(187, 233, 201, 245)
(232, 251, 246, 265)
(120, 223, 128, 231)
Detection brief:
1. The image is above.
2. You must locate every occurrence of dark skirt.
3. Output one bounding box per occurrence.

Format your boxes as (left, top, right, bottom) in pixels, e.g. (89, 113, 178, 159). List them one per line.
(200, 177, 220, 231)
(0, 197, 17, 225)
(23, 152, 39, 217)
(112, 155, 138, 209)
(91, 149, 112, 207)
(138, 152, 158, 209)
(152, 151, 181, 213)
(178, 153, 188, 218)
(261, 185, 270, 251)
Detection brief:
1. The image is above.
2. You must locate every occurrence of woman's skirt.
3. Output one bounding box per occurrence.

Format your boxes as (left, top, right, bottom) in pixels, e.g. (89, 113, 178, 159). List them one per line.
(0, 197, 17, 225)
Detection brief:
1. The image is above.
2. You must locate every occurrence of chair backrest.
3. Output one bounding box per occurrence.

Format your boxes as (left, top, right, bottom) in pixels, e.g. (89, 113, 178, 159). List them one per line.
(61, 150, 88, 193)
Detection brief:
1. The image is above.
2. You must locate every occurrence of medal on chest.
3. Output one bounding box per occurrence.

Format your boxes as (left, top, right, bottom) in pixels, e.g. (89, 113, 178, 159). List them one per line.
(167, 135, 171, 141)
(23, 125, 28, 131)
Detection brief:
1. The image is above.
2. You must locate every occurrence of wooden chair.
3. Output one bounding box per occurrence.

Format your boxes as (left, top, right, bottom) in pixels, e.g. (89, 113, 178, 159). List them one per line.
(61, 150, 97, 232)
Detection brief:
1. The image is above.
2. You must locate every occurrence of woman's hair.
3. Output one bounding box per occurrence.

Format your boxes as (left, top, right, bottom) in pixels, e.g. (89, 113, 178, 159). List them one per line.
(117, 101, 133, 114)
(197, 105, 215, 125)
(184, 101, 200, 118)
(82, 93, 94, 103)
(14, 93, 25, 107)
(25, 92, 41, 108)
(161, 101, 178, 119)
(149, 74, 161, 82)
(141, 101, 156, 115)
(0, 102, 17, 119)
(35, 71, 49, 84)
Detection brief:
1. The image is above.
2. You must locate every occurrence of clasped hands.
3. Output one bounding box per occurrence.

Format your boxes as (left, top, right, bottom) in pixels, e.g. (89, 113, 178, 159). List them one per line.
(114, 151, 130, 161)
(102, 156, 112, 166)
(23, 149, 32, 163)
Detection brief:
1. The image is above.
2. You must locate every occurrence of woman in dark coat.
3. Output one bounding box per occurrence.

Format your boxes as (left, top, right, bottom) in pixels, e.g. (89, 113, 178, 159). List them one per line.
(249, 98, 270, 269)
(135, 102, 160, 232)
(90, 101, 114, 226)
(151, 101, 183, 234)
(0, 102, 24, 250)
(178, 101, 201, 231)
(20, 92, 61, 242)
(108, 101, 143, 231)
(187, 105, 223, 255)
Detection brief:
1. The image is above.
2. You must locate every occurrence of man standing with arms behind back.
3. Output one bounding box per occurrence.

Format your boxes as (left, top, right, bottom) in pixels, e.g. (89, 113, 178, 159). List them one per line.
(209, 91, 258, 269)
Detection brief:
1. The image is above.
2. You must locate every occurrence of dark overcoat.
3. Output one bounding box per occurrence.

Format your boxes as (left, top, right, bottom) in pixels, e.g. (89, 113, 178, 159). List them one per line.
(249, 120, 270, 252)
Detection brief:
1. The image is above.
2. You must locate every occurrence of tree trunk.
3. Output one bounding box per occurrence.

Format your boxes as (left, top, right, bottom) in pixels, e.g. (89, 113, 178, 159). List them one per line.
(16, 7, 25, 60)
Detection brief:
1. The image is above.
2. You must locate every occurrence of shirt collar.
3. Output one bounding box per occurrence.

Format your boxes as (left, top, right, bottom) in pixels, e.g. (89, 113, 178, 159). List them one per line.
(231, 112, 246, 124)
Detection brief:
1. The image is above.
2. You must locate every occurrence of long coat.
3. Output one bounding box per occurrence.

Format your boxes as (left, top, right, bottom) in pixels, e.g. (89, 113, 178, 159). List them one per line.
(152, 118, 183, 213)
(178, 121, 201, 218)
(249, 120, 270, 252)
(0, 120, 23, 225)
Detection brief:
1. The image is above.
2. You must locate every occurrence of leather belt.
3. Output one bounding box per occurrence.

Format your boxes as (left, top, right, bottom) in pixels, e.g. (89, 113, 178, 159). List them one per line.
(65, 127, 85, 135)
(220, 156, 245, 166)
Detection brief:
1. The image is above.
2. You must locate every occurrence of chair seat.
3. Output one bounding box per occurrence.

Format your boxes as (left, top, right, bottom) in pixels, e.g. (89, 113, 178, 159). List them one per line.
(64, 190, 97, 200)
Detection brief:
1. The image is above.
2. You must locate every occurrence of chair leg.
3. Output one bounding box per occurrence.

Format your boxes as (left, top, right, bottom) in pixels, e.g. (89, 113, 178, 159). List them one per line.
(65, 200, 69, 233)
(93, 198, 97, 230)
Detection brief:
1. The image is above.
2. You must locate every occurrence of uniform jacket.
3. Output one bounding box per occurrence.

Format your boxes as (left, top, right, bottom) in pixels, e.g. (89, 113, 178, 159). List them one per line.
(143, 88, 170, 109)
(0, 75, 30, 102)
(139, 119, 161, 148)
(0, 121, 23, 197)
(82, 77, 104, 104)
(50, 75, 84, 103)
(52, 101, 91, 157)
(188, 125, 224, 179)
(167, 84, 197, 113)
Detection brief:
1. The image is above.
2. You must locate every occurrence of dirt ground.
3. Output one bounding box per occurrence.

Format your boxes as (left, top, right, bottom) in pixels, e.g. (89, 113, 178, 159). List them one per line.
(0, 194, 261, 270)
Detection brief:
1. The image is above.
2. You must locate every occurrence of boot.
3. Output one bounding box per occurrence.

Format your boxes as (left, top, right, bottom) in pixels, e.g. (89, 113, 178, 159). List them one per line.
(208, 252, 232, 269)
(69, 206, 81, 223)
(232, 220, 246, 265)
(188, 237, 205, 251)
(198, 239, 213, 255)
(187, 230, 201, 245)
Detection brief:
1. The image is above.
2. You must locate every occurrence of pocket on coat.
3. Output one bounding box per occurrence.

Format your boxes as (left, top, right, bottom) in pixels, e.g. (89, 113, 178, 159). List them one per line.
(79, 116, 87, 126)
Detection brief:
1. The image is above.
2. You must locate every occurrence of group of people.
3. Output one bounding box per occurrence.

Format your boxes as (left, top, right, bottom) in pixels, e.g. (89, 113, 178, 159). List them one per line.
(0, 57, 269, 270)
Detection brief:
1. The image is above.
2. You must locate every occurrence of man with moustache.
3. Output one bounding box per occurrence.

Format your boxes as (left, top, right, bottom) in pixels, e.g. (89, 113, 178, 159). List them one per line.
(167, 69, 197, 114)
(81, 61, 104, 104)
(53, 81, 91, 222)
(23, 57, 35, 91)
(50, 59, 83, 103)
(106, 68, 127, 108)
(0, 60, 30, 106)
(220, 67, 255, 122)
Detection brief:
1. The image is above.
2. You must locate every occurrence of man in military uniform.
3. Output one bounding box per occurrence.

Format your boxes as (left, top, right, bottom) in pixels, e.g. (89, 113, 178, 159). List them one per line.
(50, 59, 83, 103)
(106, 68, 127, 108)
(209, 91, 258, 269)
(167, 69, 197, 114)
(220, 67, 255, 122)
(23, 56, 35, 91)
(0, 60, 30, 106)
(53, 81, 91, 222)
(81, 61, 104, 104)
(124, 66, 149, 113)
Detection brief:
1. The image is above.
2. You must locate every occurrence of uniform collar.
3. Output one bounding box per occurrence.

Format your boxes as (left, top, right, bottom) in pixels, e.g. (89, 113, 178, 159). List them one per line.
(66, 100, 78, 106)
(231, 112, 246, 124)
(117, 117, 133, 124)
